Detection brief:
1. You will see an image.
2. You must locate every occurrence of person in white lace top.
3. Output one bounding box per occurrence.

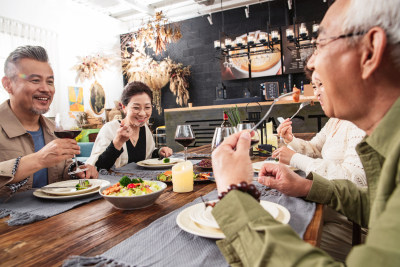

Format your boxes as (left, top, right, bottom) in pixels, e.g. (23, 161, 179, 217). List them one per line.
(273, 70, 367, 262)
(274, 73, 366, 187)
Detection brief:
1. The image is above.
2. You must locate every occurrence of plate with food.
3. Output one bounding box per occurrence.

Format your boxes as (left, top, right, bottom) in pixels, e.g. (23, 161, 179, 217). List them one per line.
(156, 170, 214, 183)
(39, 179, 105, 196)
(137, 158, 184, 169)
(252, 160, 298, 172)
(33, 179, 110, 200)
(100, 176, 167, 210)
(195, 159, 213, 170)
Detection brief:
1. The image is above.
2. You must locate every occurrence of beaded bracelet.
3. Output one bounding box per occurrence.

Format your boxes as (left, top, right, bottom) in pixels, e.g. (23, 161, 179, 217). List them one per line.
(205, 181, 261, 208)
(12, 156, 22, 176)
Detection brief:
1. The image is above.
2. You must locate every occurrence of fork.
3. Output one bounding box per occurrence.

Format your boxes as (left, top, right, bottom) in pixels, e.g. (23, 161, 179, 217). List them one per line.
(251, 92, 294, 132)
(290, 101, 311, 120)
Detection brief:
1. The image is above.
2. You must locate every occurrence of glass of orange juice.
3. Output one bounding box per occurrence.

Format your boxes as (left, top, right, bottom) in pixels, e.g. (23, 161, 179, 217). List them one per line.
(172, 161, 193, 193)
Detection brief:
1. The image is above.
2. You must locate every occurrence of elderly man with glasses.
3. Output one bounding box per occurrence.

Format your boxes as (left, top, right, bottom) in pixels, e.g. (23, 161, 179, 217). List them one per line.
(210, 0, 400, 266)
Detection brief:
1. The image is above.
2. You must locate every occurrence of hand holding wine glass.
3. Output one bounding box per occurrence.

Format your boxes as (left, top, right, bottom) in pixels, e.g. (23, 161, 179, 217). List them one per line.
(237, 123, 260, 147)
(174, 125, 195, 161)
(54, 113, 88, 175)
(211, 127, 237, 151)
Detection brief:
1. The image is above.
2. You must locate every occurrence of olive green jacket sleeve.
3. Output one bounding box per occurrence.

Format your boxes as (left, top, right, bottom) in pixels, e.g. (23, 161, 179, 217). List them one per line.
(212, 190, 341, 267)
(305, 173, 370, 227)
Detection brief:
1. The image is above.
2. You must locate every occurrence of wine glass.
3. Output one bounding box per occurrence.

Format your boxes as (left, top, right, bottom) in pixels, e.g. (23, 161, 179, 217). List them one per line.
(54, 113, 88, 175)
(237, 123, 260, 147)
(211, 127, 237, 151)
(174, 125, 195, 161)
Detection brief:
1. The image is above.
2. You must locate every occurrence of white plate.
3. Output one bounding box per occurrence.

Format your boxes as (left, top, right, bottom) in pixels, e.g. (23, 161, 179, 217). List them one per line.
(177, 201, 290, 239)
(137, 158, 184, 169)
(190, 200, 280, 229)
(40, 179, 104, 196)
(33, 179, 110, 200)
(252, 161, 298, 172)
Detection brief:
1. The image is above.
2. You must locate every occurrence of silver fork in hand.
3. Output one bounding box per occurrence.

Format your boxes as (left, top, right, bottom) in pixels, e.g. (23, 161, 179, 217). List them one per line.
(290, 101, 311, 120)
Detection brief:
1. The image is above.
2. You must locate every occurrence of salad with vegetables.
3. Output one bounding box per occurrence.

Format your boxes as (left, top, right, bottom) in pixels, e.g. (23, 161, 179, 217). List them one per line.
(102, 176, 162, 196)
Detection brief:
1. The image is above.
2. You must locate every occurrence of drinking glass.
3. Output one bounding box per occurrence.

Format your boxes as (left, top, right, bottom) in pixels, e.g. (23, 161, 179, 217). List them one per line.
(211, 127, 237, 151)
(174, 125, 195, 161)
(236, 123, 260, 147)
(54, 113, 88, 175)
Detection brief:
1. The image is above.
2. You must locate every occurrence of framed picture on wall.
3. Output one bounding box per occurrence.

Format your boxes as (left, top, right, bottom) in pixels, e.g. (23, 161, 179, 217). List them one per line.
(220, 30, 282, 80)
(281, 23, 315, 74)
(89, 81, 105, 115)
(68, 86, 84, 112)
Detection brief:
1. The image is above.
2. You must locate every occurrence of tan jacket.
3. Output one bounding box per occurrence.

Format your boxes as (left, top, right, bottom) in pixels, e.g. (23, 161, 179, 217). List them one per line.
(0, 100, 72, 196)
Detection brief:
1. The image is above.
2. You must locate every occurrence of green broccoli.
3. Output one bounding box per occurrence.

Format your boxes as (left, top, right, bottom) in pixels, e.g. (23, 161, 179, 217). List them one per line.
(163, 157, 170, 163)
(119, 176, 132, 187)
(75, 180, 90, 190)
(131, 177, 144, 184)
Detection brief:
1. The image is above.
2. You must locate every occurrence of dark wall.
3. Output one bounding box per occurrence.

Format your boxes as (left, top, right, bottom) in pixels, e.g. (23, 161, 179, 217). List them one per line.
(122, 0, 330, 129)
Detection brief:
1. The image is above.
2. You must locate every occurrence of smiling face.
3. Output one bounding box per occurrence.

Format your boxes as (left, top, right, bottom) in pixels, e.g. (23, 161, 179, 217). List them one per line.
(307, 0, 367, 120)
(123, 93, 152, 127)
(312, 71, 326, 112)
(4, 58, 54, 117)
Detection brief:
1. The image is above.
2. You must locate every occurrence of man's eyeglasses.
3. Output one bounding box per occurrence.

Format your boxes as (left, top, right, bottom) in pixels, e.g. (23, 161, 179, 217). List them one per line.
(313, 31, 366, 55)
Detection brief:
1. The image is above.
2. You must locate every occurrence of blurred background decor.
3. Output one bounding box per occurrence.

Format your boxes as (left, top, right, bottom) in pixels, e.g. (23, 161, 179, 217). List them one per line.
(72, 54, 111, 83)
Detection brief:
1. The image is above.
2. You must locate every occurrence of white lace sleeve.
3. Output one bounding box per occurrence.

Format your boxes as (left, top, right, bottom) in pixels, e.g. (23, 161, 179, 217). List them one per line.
(290, 120, 367, 187)
(287, 119, 334, 158)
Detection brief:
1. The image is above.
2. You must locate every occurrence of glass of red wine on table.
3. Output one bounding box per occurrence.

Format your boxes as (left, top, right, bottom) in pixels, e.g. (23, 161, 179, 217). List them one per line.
(54, 113, 88, 175)
(174, 125, 195, 161)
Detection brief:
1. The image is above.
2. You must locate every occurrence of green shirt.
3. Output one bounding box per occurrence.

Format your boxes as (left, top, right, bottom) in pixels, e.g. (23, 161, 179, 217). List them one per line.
(213, 97, 400, 266)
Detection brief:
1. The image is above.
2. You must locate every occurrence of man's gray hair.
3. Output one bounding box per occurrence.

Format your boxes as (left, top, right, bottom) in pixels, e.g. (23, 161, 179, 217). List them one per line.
(342, 0, 400, 69)
(4, 45, 49, 77)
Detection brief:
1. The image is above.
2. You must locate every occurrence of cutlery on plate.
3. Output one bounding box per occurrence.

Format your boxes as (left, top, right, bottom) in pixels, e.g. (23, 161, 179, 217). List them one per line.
(290, 101, 311, 120)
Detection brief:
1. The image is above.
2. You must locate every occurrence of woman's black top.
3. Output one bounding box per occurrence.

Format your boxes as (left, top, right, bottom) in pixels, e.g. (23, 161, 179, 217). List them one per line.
(95, 126, 159, 170)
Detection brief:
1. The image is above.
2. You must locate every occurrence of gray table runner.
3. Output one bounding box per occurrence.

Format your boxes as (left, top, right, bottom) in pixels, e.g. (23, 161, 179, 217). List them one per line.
(108, 160, 201, 179)
(0, 174, 120, 226)
(63, 183, 316, 267)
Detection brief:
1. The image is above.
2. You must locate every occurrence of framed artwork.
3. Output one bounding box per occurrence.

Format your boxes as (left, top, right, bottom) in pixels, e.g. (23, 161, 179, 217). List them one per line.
(221, 31, 282, 80)
(89, 81, 105, 115)
(68, 86, 84, 112)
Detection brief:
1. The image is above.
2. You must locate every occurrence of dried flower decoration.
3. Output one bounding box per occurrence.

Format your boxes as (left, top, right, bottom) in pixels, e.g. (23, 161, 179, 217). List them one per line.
(121, 11, 182, 56)
(123, 52, 190, 114)
(73, 55, 111, 83)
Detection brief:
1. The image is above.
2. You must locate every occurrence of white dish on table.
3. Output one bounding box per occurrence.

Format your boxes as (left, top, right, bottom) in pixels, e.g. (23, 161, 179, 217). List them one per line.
(189, 200, 280, 229)
(137, 158, 184, 169)
(40, 179, 105, 196)
(33, 179, 110, 200)
(176, 201, 290, 239)
(252, 161, 298, 172)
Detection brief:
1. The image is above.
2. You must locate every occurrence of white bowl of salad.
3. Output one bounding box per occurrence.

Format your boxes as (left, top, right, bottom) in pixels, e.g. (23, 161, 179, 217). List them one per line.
(99, 176, 167, 210)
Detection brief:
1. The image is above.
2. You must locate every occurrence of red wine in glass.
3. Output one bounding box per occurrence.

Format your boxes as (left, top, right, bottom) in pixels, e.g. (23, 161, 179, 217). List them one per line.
(54, 130, 81, 139)
(174, 137, 195, 147)
(174, 125, 195, 161)
(54, 113, 87, 175)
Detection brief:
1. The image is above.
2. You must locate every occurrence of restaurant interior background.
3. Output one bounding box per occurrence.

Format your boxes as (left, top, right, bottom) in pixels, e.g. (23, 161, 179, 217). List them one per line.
(0, 0, 330, 129)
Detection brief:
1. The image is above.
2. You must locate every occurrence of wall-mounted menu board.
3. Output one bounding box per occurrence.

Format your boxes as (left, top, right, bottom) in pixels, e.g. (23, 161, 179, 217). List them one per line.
(264, 82, 279, 100)
(281, 23, 316, 74)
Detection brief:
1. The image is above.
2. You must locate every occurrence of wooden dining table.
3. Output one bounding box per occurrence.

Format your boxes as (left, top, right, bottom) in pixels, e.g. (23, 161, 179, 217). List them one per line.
(0, 145, 324, 266)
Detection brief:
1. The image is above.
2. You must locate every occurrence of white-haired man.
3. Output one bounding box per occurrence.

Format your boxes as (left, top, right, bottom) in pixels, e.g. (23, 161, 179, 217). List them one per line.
(211, 0, 400, 265)
(0, 46, 98, 197)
